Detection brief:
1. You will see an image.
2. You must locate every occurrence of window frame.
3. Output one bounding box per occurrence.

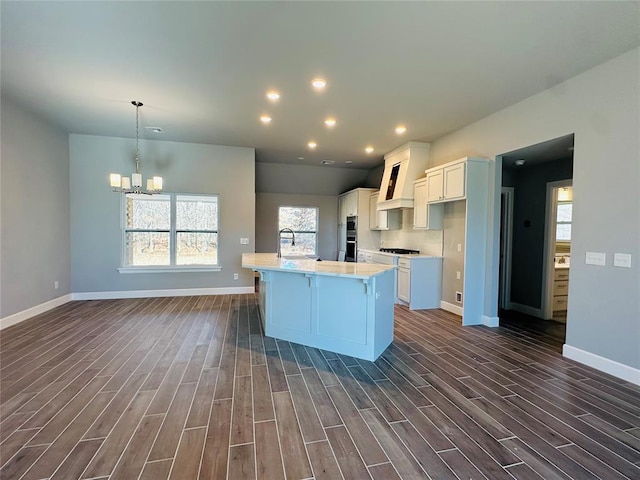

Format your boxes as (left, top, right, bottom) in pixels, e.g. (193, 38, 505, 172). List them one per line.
(277, 205, 319, 257)
(118, 192, 221, 273)
(555, 200, 572, 242)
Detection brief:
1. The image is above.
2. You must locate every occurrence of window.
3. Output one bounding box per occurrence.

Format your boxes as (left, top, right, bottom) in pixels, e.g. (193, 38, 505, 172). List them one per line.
(278, 206, 318, 256)
(122, 193, 219, 271)
(556, 202, 572, 241)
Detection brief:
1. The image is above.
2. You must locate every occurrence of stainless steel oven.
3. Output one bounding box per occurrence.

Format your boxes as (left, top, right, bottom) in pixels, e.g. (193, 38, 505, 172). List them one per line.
(345, 216, 357, 262)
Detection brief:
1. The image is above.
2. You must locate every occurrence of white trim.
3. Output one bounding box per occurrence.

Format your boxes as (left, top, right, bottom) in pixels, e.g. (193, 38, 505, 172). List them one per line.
(117, 266, 222, 274)
(440, 300, 463, 316)
(543, 179, 572, 319)
(0, 294, 73, 330)
(563, 344, 640, 386)
(507, 301, 543, 318)
(71, 286, 254, 301)
(499, 187, 514, 310)
(482, 315, 500, 327)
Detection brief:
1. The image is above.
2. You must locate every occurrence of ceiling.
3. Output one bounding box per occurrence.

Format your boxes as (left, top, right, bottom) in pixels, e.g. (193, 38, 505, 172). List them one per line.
(2, 2, 638, 169)
(502, 133, 574, 169)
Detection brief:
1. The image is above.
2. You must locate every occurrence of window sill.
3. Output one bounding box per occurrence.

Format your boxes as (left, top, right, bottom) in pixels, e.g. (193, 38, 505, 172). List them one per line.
(117, 266, 222, 274)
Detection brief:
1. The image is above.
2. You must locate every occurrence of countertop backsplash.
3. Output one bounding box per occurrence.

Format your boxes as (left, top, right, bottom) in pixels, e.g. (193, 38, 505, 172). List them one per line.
(380, 209, 443, 256)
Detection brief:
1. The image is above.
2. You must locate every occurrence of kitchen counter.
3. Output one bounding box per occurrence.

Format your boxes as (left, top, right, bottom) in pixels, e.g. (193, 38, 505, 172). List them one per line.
(242, 253, 396, 278)
(242, 253, 396, 361)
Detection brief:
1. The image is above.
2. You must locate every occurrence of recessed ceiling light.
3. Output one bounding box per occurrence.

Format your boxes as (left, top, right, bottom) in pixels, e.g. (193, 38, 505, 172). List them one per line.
(365, 146, 374, 154)
(395, 125, 407, 135)
(311, 78, 327, 90)
(514, 159, 525, 166)
(260, 114, 272, 124)
(324, 117, 336, 127)
(308, 141, 317, 150)
(345, 160, 353, 164)
(266, 90, 280, 101)
(297, 156, 305, 160)
(145, 126, 163, 134)
(321, 160, 335, 165)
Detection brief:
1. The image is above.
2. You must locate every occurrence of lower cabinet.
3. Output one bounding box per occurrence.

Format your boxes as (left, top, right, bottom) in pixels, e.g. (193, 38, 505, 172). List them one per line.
(395, 256, 442, 310)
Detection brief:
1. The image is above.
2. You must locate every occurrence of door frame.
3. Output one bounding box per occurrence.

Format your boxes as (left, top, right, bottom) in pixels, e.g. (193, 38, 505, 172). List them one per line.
(499, 187, 514, 310)
(542, 179, 572, 319)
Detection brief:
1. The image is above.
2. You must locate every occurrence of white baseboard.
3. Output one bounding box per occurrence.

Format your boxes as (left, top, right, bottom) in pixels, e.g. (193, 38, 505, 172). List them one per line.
(0, 294, 73, 330)
(0, 287, 255, 330)
(440, 300, 463, 316)
(72, 286, 255, 301)
(563, 344, 640, 386)
(482, 315, 500, 327)
(507, 302, 543, 318)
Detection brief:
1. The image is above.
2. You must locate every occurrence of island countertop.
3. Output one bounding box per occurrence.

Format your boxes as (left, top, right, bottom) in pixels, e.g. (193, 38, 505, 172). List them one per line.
(242, 253, 396, 279)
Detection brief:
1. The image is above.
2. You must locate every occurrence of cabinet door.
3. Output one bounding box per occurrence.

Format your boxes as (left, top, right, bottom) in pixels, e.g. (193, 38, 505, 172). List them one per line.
(397, 267, 410, 303)
(369, 193, 379, 230)
(345, 192, 357, 217)
(426, 169, 444, 203)
(443, 162, 465, 200)
(413, 179, 427, 229)
(338, 195, 347, 225)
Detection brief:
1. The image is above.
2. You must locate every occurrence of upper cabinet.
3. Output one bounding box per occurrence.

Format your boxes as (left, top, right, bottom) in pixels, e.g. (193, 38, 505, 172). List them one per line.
(413, 178, 443, 230)
(370, 192, 401, 230)
(425, 160, 466, 203)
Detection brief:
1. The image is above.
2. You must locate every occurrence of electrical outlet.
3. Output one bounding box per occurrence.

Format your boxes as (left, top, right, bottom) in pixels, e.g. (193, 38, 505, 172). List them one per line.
(457, 243, 462, 252)
(456, 271, 461, 280)
(455, 291, 463, 303)
(54, 281, 59, 290)
(233, 273, 239, 280)
(240, 238, 249, 245)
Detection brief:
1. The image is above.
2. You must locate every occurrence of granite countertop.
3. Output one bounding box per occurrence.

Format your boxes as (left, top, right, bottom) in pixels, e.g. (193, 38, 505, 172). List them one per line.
(242, 253, 396, 279)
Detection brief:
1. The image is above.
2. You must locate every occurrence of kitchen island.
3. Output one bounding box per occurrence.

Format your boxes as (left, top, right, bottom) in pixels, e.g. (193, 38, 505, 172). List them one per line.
(242, 253, 396, 361)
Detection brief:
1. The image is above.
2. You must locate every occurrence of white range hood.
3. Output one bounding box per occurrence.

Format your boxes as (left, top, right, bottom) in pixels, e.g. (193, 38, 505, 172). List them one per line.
(377, 142, 430, 211)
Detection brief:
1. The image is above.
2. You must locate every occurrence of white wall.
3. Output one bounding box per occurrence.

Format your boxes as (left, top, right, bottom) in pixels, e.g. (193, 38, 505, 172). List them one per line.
(255, 193, 338, 260)
(1, 96, 71, 317)
(70, 135, 255, 293)
(428, 47, 640, 370)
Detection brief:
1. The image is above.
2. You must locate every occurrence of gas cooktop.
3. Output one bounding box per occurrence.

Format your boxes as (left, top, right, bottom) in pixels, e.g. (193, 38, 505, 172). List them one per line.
(379, 248, 420, 254)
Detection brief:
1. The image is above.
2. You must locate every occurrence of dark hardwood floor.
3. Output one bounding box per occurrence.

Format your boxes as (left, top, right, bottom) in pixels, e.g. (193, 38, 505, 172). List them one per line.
(1, 295, 638, 479)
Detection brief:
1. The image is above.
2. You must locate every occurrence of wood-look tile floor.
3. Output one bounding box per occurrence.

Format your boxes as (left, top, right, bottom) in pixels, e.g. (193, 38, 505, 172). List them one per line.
(1, 295, 639, 480)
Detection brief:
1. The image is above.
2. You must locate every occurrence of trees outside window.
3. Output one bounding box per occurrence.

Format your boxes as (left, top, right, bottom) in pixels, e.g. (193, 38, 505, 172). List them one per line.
(278, 206, 318, 256)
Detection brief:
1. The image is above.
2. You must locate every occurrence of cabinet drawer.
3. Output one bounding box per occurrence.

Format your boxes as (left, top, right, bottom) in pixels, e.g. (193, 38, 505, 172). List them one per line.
(553, 280, 569, 296)
(553, 296, 568, 310)
(554, 269, 570, 281)
(398, 258, 411, 268)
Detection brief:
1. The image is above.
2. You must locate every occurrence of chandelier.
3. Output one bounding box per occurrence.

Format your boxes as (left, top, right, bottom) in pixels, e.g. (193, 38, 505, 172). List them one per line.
(109, 101, 163, 195)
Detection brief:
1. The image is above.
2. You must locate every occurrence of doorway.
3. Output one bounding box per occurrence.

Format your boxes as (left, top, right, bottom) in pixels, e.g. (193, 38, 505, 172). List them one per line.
(497, 134, 574, 346)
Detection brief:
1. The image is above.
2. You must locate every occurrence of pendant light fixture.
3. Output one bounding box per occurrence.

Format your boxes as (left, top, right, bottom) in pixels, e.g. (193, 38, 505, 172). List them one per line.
(109, 101, 163, 195)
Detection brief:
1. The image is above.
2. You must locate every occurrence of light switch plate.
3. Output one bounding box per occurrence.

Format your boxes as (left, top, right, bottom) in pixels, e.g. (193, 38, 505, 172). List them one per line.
(585, 252, 606, 266)
(613, 253, 631, 268)
(457, 243, 462, 252)
(240, 238, 249, 245)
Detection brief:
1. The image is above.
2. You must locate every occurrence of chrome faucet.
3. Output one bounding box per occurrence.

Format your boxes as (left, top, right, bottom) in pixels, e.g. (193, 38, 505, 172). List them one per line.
(277, 228, 296, 258)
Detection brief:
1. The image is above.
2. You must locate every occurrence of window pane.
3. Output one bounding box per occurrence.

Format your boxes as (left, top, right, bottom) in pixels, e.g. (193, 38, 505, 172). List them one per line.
(125, 232, 170, 265)
(177, 232, 218, 265)
(557, 203, 572, 222)
(280, 232, 316, 256)
(126, 194, 170, 230)
(279, 207, 317, 232)
(556, 224, 571, 241)
(177, 195, 218, 231)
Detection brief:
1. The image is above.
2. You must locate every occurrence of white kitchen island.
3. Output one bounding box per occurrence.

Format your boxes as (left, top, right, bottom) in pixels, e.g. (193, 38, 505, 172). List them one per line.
(242, 253, 396, 361)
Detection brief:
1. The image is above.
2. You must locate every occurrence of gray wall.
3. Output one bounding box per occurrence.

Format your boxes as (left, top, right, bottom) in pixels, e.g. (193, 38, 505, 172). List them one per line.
(442, 201, 466, 306)
(1, 96, 71, 317)
(255, 193, 338, 260)
(428, 47, 639, 369)
(509, 158, 573, 308)
(256, 162, 371, 195)
(70, 135, 255, 293)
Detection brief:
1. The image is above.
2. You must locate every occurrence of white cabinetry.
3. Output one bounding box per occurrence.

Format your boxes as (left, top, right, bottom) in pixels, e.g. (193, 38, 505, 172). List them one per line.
(413, 178, 443, 230)
(370, 192, 400, 231)
(425, 161, 466, 203)
(338, 188, 379, 256)
(396, 256, 442, 310)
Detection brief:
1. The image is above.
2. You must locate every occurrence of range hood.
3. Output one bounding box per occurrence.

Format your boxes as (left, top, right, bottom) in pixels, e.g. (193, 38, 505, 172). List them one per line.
(377, 142, 430, 211)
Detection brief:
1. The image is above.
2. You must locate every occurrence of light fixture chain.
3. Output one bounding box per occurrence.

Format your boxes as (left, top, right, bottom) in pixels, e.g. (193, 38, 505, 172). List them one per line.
(135, 102, 140, 174)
